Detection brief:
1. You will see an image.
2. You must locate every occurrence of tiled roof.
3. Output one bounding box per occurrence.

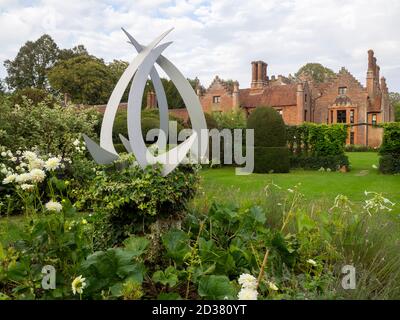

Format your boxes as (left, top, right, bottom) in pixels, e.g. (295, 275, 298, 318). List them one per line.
(239, 84, 298, 108)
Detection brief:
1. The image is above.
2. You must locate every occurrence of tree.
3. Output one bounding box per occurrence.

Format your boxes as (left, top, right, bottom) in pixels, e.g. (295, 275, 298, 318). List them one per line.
(58, 45, 89, 61)
(48, 55, 113, 105)
(4, 34, 59, 90)
(0, 79, 5, 94)
(161, 78, 197, 108)
(295, 63, 335, 83)
(389, 92, 400, 121)
(108, 60, 129, 102)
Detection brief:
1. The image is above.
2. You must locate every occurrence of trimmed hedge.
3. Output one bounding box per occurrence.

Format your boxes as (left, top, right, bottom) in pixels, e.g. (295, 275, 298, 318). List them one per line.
(379, 154, 400, 174)
(248, 106, 290, 173)
(287, 123, 348, 171)
(254, 147, 290, 173)
(379, 123, 400, 173)
(290, 154, 349, 171)
(248, 106, 287, 147)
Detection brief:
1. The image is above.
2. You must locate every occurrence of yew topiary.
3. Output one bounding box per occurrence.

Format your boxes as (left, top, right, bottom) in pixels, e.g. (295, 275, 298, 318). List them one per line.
(247, 106, 289, 173)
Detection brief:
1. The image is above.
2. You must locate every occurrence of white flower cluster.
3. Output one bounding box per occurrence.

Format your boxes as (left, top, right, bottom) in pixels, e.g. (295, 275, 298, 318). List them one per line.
(364, 191, 395, 215)
(73, 138, 86, 154)
(1, 149, 64, 190)
(237, 273, 258, 300)
(45, 200, 63, 213)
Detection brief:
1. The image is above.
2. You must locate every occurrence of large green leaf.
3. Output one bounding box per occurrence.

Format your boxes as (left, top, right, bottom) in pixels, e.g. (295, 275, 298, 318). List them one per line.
(162, 229, 190, 263)
(123, 236, 149, 257)
(198, 275, 237, 300)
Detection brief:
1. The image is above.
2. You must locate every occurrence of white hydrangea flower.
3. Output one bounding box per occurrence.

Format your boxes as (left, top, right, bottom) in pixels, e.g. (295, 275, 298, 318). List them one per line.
(73, 139, 80, 146)
(44, 157, 61, 171)
(45, 200, 63, 212)
(1, 152, 6, 157)
(2, 174, 17, 184)
(238, 288, 258, 300)
(16, 173, 31, 183)
(23, 151, 37, 162)
(29, 169, 46, 183)
(1, 168, 8, 175)
(28, 158, 45, 170)
(21, 184, 34, 191)
(238, 273, 257, 290)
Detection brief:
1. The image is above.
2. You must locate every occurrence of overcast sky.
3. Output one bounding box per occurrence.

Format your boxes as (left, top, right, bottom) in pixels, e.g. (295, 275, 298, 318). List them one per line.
(0, 0, 399, 92)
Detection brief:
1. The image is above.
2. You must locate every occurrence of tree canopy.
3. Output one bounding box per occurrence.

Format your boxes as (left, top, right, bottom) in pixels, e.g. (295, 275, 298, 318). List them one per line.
(4, 35, 60, 90)
(48, 55, 114, 105)
(295, 63, 335, 83)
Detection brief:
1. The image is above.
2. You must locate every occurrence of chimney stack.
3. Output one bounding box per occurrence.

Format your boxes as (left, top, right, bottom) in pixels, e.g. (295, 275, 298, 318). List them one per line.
(232, 81, 240, 109)
(367, 50, 376, 100)
(251, 60, 268, 89)
(146, 91, 156, 109)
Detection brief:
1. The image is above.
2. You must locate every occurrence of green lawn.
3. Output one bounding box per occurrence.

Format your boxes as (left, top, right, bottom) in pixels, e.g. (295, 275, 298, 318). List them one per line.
(199, 152, 400, 207)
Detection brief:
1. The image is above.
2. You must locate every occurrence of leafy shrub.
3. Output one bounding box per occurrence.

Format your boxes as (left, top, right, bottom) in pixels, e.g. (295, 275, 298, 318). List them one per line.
(345, 144, 376, 152)
(0, 198, 92, 299)
(247, 106, 289, 173)
(287, 123, 348, 171)
(290, 154, 349, 171)
(0, 97, 100, 157)
(10, 88, 61, 107)
(379, 123, 400, 173)
(254, 147, 290, 173)
(379, 154, 400, 174)
(211, 109, 247, 130)
(112, 109, 184, 145)
(77, 159, 200, 249)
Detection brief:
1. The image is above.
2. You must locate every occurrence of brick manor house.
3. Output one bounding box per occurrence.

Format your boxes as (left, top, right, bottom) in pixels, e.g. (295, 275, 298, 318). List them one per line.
(165, 49, 394, 147)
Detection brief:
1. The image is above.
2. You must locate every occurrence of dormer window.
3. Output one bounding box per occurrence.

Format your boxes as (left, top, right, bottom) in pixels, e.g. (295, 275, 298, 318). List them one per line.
(213, 96, 221, 104)
(338, 87, 347, 95)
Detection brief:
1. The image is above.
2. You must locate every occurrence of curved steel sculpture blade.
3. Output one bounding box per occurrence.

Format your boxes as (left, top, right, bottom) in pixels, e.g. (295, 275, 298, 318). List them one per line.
(83, 28, 208, 176)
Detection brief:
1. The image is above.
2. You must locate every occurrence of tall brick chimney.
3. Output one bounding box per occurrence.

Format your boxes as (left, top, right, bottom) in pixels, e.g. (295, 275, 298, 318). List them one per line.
(366, 50, 376, 100)
(146, 91, 156, 109)
(251, 60, 268, 89)
(296, 83, 305, 124)
(232, 81, 240, 110)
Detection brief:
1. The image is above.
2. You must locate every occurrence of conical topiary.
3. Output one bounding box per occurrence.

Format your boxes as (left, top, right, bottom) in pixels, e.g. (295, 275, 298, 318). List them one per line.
(247, 106, 290, 173)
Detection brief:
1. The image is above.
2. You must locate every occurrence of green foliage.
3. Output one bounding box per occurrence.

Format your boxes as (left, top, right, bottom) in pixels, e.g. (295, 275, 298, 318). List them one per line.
(247, 106, 289, 173)
(112, 109, 185, 145)
(78, 161, 200, 249)
(290, 154, 349, 171)
(379, 122, 400, 173)
(0, 201, 93, 299)
(295, 63, 335, 83)
(247, 106, 286, 147)
(379, 123, 400, 156)
(345, 144, 376, 152)
(48, 55, 113, 105)
(80, 236, 147, 299)
(254, 147, 290, 173)
(10, 87, 60, 107)
(152, 266, 179, 287)
(198, 275, 237, 300)
(4, 34, 59, 90)
(211, 109, 247, 129)
(379, 154, 400, 174)
(0, 98, 100, 156)
(287, 123, 348, 171)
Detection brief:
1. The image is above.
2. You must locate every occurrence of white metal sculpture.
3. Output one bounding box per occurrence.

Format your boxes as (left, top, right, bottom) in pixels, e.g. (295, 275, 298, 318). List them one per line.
(83, 28, 208, 176)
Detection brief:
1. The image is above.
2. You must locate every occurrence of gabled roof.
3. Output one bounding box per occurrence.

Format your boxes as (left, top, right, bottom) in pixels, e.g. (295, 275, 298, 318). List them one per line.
(239, 84, 298, 108)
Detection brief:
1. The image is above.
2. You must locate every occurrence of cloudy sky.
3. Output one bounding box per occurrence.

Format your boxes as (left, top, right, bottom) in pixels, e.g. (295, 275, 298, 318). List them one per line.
(0, 0, 399, 92)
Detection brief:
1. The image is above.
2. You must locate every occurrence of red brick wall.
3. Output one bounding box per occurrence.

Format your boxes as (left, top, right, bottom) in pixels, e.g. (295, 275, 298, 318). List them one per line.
(200, 81, 233, 113)
(315, 70, 369, 144)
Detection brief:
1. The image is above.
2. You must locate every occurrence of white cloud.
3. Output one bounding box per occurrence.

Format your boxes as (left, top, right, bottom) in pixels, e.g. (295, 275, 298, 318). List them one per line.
(0, 0, 399, 92)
